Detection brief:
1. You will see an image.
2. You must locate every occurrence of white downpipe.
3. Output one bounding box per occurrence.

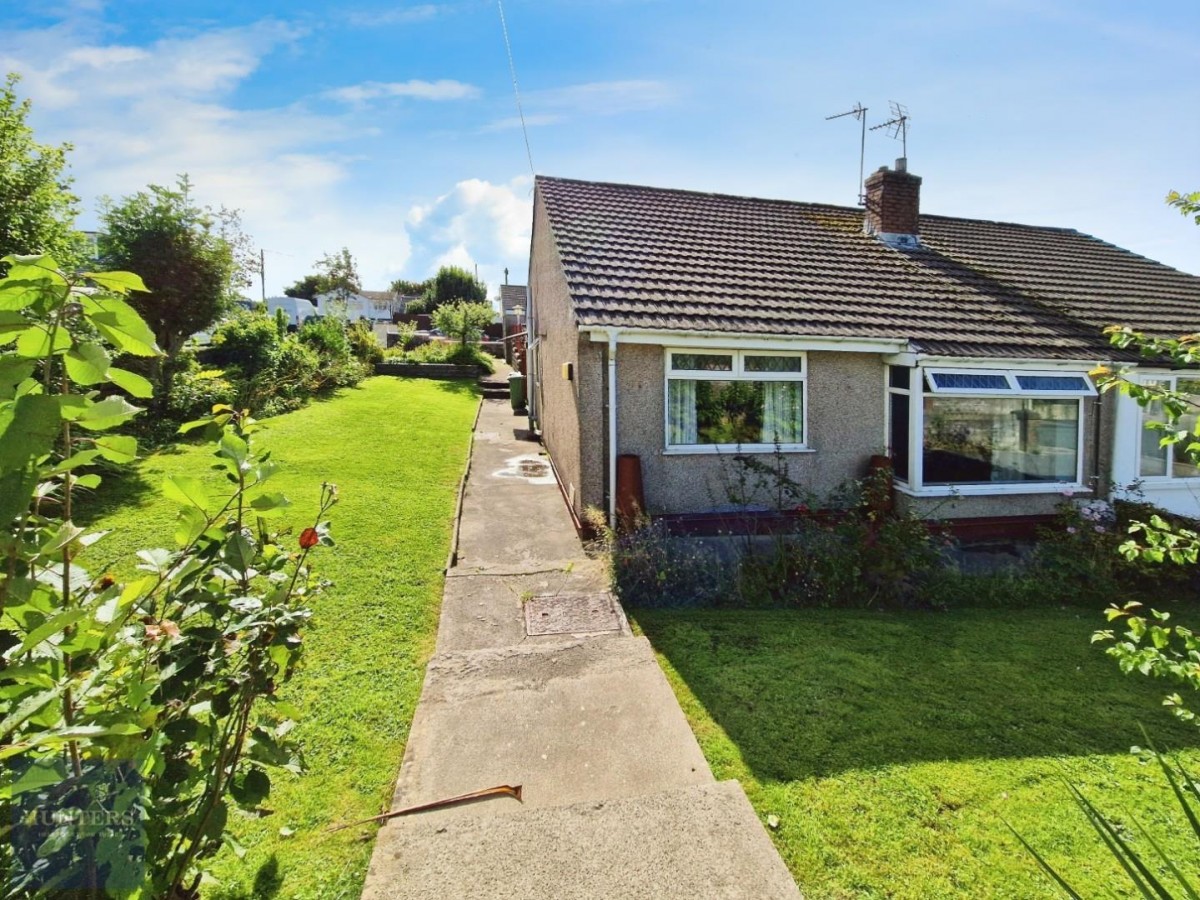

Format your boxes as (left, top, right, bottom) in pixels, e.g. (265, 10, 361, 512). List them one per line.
(607, 329, 619, 524)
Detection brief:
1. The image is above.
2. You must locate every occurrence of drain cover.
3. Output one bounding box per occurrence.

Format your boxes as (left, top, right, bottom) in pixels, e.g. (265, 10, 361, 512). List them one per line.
(524, 592, 621, 636)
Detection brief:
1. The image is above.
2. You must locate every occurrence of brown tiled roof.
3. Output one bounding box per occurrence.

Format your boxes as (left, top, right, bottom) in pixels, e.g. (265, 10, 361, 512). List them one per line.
(361, 290, 397, 303)
(536, 175, 1200, 360)
(500, 283, 528, 311)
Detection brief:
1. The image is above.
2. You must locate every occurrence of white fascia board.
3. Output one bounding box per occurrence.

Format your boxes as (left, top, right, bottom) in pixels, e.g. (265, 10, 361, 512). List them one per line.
(587, 328, 905, 354)
(885, 352, 1110, 369)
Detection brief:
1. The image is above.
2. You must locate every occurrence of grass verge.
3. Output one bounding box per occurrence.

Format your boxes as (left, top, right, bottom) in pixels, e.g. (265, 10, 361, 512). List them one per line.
(82, 377, 479, 899)
(634, 606, 1200, 899)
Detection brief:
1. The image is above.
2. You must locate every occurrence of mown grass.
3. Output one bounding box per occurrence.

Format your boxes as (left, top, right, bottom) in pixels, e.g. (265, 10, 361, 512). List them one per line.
(634, 606, 1200, 899)
(81, 377, 479, 899)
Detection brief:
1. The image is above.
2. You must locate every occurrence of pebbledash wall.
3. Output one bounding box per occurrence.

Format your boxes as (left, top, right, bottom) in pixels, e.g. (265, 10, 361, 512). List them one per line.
(614, 347, 883, 515)
(528, 193, 604, 523)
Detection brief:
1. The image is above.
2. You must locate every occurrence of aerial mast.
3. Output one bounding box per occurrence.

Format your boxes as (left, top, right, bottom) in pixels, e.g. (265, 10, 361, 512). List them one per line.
(825, 102, 868, 205)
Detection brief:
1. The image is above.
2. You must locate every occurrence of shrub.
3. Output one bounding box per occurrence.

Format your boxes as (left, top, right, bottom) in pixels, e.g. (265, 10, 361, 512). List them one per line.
(347, 319, 383, 365)
(298, 314, 351, 360)
(0, 256, 336, 897)
(208, 309, 280, 380)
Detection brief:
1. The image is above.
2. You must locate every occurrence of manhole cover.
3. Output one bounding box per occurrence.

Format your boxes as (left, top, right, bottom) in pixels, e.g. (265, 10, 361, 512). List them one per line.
(524, 592, 621, 636)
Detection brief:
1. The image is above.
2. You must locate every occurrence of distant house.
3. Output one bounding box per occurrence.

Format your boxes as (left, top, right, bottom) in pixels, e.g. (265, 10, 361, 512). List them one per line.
(526, 163, 1200, 530)
(313, 290, 395, 321)
(499, 283, 529, 363)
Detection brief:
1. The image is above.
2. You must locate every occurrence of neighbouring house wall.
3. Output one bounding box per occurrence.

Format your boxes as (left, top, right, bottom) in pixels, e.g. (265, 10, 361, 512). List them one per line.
(529, 192, 595, 521)
(614, 346, 886, 515)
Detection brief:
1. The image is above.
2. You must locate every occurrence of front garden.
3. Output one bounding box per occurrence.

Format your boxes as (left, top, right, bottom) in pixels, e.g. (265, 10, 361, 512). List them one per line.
(635, 605, 1200, 898)
(77, 376, 479, 898)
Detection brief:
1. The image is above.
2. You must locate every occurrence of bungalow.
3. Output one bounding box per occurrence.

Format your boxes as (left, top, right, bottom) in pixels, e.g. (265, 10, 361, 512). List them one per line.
(525, 162, 1200, 531)
(312, 290, 395, 322)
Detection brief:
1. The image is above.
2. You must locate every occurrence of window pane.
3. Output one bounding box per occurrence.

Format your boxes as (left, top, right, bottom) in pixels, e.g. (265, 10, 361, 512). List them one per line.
(1173, 403, 1200, 478)
(1140, 399, 1168, 476)
(1014, 374, 1091, 392)
(923, 397, 1078, 484)
(667, 379, 802, 446)
(671, 353, 732, 372)
(744, 354, 803, 373)
(930, 372, 1010, 391)
(889, 365, 911, 390)
(890, 392, 910, 480)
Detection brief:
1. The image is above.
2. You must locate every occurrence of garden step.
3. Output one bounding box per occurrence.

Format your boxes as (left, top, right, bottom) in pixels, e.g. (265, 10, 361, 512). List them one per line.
(384, 636, 713, 823)
(362, 780, 802, 899)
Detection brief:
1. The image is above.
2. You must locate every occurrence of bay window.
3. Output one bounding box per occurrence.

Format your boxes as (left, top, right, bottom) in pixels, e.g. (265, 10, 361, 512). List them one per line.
(888, 365, 1095, 492)
(665, 349, 806, 451)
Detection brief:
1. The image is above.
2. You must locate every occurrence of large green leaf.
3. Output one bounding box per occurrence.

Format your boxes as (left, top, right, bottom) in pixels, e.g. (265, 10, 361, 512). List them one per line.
(74, 395, 142, 431)
(83, 271, 148, 294)
(1, 255, 65, 284)
(223, 530, 255, 573)
(106, 365, 153, 399)
(0, 465, 39, 524)
(0, 356, 34, 400)
(85, 295, 160, 357)
(163, 474, 210, 513)
(93, 433, 138, 464)
(0, 394, 61, 470)
(15, 322, 71, 358)
(0, 279, 49, 312)
(64, 342, 111, 385)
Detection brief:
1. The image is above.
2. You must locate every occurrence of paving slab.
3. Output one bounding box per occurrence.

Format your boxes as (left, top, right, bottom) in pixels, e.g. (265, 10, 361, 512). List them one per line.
(363, 780, 802, 900)
(389, 637, 711, 824)
(361, 396, 803, 899)
(437, 562, 615, 652)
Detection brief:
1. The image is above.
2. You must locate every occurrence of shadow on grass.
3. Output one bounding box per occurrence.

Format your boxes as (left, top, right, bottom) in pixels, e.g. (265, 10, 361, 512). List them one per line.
(634, 606, 1200, 782)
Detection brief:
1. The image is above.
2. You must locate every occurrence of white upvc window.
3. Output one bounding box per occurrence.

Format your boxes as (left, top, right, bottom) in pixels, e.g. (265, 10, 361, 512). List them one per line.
(1138, 376, 1200, 480)
(888, 364, 1094, 495)
(664, 349, 808, 453)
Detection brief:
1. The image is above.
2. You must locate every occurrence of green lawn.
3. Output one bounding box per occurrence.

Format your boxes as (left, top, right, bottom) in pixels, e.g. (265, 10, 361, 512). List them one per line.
(633, 606, 1200, 899)
(81, 377, 479, 899)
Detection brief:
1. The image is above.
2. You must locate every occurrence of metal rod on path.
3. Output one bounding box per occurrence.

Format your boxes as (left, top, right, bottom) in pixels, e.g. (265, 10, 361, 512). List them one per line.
(327, 784, 524, 833)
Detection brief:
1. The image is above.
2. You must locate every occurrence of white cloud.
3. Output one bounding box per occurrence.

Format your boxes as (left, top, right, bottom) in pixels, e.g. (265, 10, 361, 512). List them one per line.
(324, 78, 480, 105)
(345, 5, 441, 27)
(405, 176, 533, 292)
(482, 78, 676, 130)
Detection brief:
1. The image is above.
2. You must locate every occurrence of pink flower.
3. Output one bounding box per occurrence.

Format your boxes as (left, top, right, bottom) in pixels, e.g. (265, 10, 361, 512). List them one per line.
(1067, 526, 1077, 534)
(1094, 525, 1106, 534)
(1061, 488, 1076, 498)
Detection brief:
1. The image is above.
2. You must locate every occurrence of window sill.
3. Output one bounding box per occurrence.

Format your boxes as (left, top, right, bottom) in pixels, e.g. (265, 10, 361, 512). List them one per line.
(662, 444, 814, 457)
(895, 482, 1086, 498)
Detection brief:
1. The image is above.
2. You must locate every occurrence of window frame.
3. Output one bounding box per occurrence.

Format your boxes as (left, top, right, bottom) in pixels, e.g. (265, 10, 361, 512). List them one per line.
(662, 348, 810, 455)
(887, 364, 1091, 496)
(1136, 375, 1200, 483)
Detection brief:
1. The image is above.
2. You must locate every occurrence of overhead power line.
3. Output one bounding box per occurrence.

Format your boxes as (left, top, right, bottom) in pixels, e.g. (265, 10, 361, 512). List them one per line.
(496, 0, 535, 177)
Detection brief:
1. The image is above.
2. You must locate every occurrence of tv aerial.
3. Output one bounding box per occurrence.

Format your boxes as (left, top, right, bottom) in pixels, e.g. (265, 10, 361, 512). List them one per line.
(825, 102, 868, 206)
(870, 101, 910, 159)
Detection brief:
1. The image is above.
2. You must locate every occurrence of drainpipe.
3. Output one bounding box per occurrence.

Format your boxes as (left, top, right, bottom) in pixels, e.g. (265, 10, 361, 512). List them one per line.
(607, 329, 619, 525)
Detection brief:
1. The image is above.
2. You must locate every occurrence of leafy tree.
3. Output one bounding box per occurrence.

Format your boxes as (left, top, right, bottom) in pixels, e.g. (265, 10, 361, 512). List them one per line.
(389, 277, 429, 296)
(433, 300, 494, 348)
(283, 273, 323, 300)
(98, 175, 252, 374)
(421, 265, 486, 312)
(284, 248, 361, 304)
(315, 247, 360, 301)
(0, 73, 81, 265)
(1167, 189, 1200, 225)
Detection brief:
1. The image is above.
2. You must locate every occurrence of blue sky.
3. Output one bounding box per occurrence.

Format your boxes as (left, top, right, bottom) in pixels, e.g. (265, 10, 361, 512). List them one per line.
(6, 0, 1199, 297)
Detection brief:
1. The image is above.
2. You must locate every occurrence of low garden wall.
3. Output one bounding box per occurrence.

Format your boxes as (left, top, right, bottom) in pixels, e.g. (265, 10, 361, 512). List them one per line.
(374, 362, 482, 379)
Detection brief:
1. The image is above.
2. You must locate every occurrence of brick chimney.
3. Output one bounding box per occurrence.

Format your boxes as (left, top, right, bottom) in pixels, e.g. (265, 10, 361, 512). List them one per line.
(863, 158, 922, 247)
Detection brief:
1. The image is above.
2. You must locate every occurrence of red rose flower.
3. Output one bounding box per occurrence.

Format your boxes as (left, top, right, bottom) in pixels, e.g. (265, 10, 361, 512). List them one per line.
(299, 527, 320, 549)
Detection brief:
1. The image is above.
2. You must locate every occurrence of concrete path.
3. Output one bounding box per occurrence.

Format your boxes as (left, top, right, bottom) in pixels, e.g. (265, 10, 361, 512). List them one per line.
(360, 392, 801, 899)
